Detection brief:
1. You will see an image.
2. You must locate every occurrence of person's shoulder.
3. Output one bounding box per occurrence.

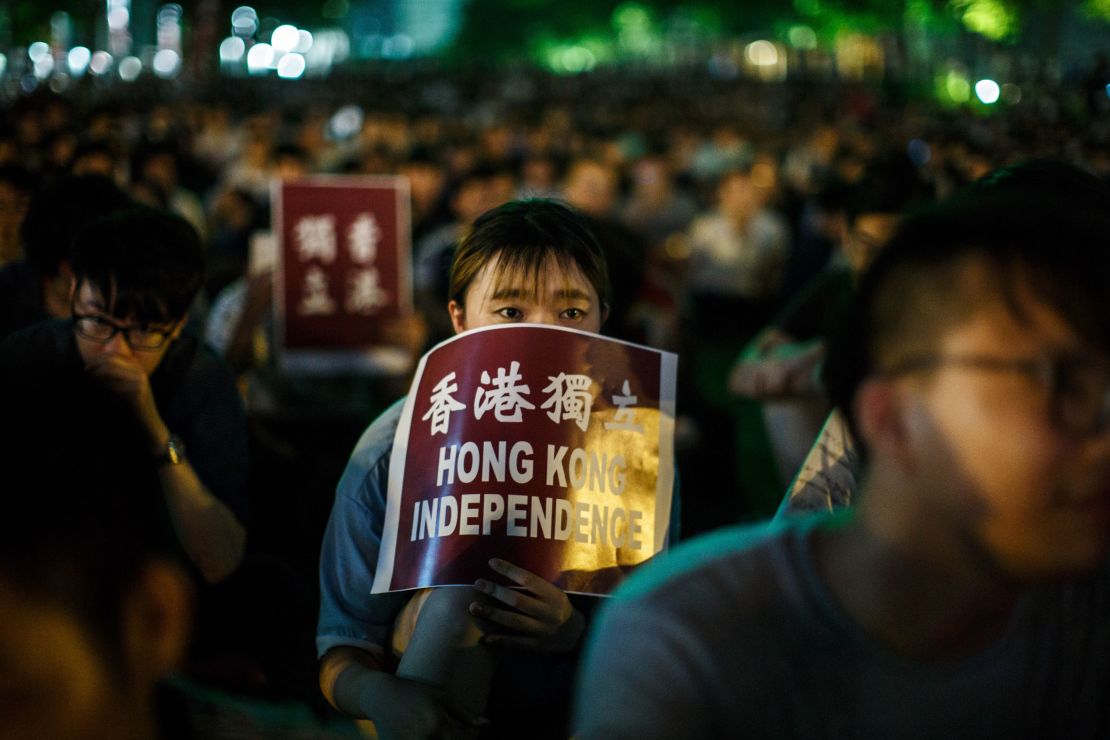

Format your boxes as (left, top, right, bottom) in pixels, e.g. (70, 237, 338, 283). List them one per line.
(165, 330, 237, 382)
(611, 515, 817, 607)
(0, 264, 49, 342)
(0, 319, 72, 362)
(0, 259, 37, 286)
(0, 321, 84, 402)
(353, 397, 406, 454)
(336, 398, 407, 501)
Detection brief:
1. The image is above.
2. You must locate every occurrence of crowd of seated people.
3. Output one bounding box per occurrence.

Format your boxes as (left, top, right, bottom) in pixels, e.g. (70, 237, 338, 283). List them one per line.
(2, 65, 1110, 738)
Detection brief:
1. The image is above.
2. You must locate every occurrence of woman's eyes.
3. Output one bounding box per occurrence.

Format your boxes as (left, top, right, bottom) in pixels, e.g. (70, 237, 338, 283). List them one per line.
(493, 306, 588, 320)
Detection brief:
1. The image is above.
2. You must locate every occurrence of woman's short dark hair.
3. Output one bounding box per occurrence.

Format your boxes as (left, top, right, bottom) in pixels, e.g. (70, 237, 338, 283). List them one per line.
(448, 199, 611, 311)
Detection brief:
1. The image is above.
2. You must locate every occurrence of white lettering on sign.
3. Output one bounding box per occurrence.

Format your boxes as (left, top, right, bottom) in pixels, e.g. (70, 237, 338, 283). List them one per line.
(604, 380, 644, 433)
(422, 372, 466, 436)
(474, 361, 535, 423)
(298, 266, 337, 316)
(345, 268, 389, 314)
(347, 213, 381, 264)
(540, 373, 594, 431)
(294, 215, 338, 263)
(545, 444, 626, 494)
(409, 493, 643, 549)
(436, 441, 535, 487)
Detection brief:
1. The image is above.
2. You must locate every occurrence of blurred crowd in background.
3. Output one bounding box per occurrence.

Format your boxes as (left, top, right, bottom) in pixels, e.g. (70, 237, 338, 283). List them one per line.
(4, 69, 1110, 532)
(1, 64, 1109, 731)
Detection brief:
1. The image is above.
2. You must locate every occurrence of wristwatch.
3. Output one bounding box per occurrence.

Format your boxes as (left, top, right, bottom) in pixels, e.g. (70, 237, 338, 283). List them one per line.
(156, 434, 187, 467)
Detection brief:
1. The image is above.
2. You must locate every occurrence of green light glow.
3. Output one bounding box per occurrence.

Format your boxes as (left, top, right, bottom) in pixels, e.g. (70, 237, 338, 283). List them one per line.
(788, 25, 818, 50)
(952, 0, 1018, 41)
(613, 3, 651, 29)
(561, 46, 596, 73)
(1084, 0, 1110, 21)
(941, 70, 971, 103)
(794, 0, 822, 16)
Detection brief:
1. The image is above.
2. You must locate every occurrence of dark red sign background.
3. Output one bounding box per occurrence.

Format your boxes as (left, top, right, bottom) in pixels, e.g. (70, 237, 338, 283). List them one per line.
(277, 178, 410, 349)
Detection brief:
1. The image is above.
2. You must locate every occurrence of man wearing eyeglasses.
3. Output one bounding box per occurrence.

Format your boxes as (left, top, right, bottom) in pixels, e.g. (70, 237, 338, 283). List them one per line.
(576, 184, 1110, 737)
(0, 206, 247, 584)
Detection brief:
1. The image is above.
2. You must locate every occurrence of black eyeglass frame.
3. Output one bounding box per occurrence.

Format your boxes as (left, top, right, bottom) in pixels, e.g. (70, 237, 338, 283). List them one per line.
(71, 307, 177, 351)
(878, 352, 1110, 437)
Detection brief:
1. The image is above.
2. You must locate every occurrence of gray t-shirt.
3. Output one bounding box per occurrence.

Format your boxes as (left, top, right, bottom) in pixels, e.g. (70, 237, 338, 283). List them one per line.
(575, 515, 1110, 739)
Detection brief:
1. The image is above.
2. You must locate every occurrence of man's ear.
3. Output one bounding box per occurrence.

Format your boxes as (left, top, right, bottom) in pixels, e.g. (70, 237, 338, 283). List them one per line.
(448, 300, 466, 335)
(65, 266, 78, 300)
(121, 560, 193, 688)
(600, 302, 610, 327)
(854, 379, 916, 474)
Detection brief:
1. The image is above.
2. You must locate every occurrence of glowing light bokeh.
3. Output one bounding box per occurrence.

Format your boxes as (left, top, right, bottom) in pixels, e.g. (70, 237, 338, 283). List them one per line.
(68, 46, 92, 75)
(277, 53, 306, 79)
(974, 78, 1000, 104)
(89, 51, 113, 75)
(746, 40, 779, 67)
(220, 37, 246, 63)
(272, 25, 300, 52)
(152, 49, 180, 77)
(247, 42, 274, 73)
(118, 56, 142, 81)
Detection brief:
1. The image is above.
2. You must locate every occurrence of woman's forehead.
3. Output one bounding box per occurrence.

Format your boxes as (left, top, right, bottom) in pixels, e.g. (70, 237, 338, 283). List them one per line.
(474, 254, 595, 299)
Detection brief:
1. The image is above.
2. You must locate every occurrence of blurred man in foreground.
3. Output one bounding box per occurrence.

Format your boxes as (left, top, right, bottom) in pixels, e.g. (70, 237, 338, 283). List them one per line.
(577, 181, 1110, 737)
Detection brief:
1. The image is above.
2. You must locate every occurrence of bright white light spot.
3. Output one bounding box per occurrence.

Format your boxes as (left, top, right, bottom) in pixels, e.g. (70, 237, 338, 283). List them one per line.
(153, 49, 180, 77)
(277, 52, 306, 79)
(119, 56, 142, 81)
(28, 42, 51, 63)
(974, 78, 1000, 104)
(89, 51, 113, 75)
(746, 40, 779, 67)
(107, 7, 130, 31)
(294, 30, 314, 54)
(1105, 83, 1110, 101)
(329, 105, 363, 139)
(0, 54, 6, 78)
(272, 24, 299, 52)
(231, 6, 259, 36)
(219, 36, 246, 62)
(68, 46, 91, 75)
(33, 57, 55, 79)
(246, 43, 274, 73)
